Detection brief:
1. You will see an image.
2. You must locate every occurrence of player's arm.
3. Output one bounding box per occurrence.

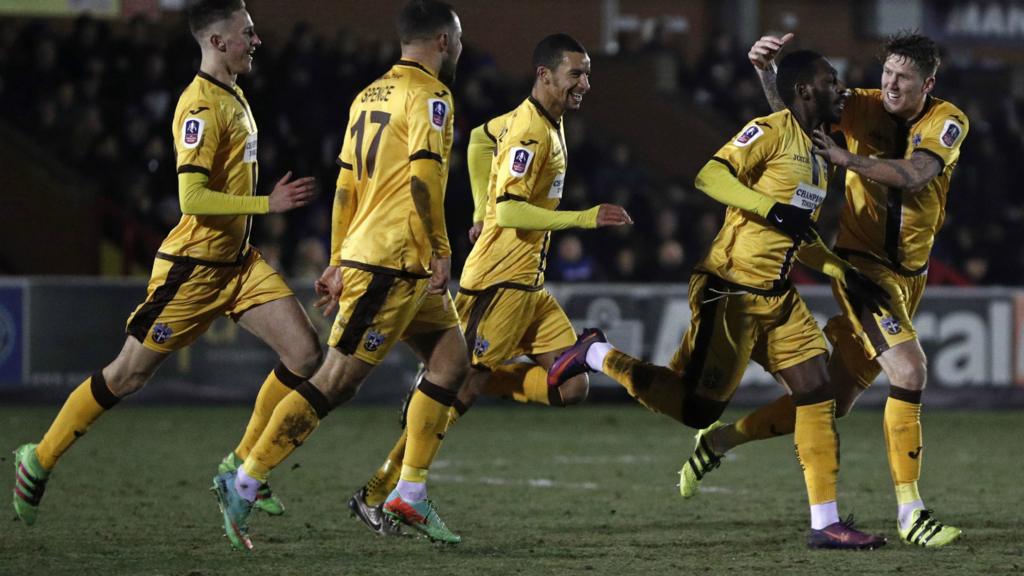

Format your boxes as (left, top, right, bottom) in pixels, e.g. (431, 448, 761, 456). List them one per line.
(748, 33, 793, 113)
(811, 129, 942, 191)
(329, 162, 357, 266)
(797, 233, 890, 315)
(178, 170, 268, 215)
(467, 121, 497, 224)
(695, 157, 814, 241)
(496, 198, 602, 230)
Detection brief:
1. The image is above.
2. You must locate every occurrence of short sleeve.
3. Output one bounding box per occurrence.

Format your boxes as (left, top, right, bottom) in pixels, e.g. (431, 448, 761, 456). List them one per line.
(493, 121, 548, 204)
(914, 111, 968, 168)
(712, 120, 779, 181)
(174, 98, 221, 175)
(407, 86, 451, 164)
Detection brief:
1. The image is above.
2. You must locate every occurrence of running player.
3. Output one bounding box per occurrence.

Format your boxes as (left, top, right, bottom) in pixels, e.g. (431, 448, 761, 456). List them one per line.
(12, 0, 320, 526)
(346, 34, 632, 536)
(679, 32, 966, 549)
(210, 0, 468, 549)
(550, 50, 891, 549)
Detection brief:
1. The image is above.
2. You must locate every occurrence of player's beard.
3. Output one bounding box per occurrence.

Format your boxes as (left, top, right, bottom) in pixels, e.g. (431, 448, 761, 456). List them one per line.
(439, 55, 457, 86)
(817, 89, 841, 125)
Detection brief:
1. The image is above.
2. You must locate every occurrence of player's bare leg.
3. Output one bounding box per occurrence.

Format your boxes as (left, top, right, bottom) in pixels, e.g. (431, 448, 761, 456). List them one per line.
(14, 337, 166, 525)
(218, 297, 323, 516)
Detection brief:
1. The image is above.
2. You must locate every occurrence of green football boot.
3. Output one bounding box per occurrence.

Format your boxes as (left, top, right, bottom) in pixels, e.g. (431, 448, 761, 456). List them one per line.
(211, 471, 254, 551)
(12, 443, 50, 526)
(382, 489, 461, 544)
(679, 421, 726, 499)
(219, 452, 284, 516)
(899, 509, 962, 548)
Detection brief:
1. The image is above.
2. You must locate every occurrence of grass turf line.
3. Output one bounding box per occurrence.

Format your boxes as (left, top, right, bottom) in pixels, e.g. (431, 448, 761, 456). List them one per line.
(0, 405, 1020, 576)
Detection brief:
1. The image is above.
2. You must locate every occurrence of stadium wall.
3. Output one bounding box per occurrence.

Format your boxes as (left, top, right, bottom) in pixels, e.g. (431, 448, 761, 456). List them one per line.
(1, 278, 1022, 408)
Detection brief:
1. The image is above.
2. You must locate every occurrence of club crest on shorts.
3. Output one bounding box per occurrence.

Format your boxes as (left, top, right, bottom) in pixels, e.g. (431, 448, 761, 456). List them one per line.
(428, 98, 448, 130)
(880, 316, 902, 335)
(733, 125, 762, 147)
(912, 133, 922, 147)
(940, 119, 962, 148)
(510, 147, 533, 176)
(364, 329, 386, 352)
(182, 118, 204, 149)
(473, 335, 490, 358)
(151, 323, 174, 344)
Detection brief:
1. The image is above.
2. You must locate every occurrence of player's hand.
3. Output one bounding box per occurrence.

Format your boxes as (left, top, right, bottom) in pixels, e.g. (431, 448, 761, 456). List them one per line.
(468, 221, 483, 244)
(314, 265, 342, 317)
(749, 32, 794, 70)
(596, 204, 633, 227)
(427, 253, 451, 296)
(841, 267, 891, 316)
(765, 203, 815, 242)
(269, 171, 318, 213)
(811, 128, 851, 167)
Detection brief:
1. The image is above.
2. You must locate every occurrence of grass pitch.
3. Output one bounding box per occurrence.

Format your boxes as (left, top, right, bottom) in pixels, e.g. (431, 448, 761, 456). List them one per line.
(1, 404, 1021, 576)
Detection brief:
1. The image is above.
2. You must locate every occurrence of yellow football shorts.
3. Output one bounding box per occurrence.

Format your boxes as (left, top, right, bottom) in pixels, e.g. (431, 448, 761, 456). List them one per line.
(825, 254, 927, 389)
(455, 285, 577, 370)
(327, 266, 459, 365)
(126, 249, 293, 353)
(669, 273, 829, 405)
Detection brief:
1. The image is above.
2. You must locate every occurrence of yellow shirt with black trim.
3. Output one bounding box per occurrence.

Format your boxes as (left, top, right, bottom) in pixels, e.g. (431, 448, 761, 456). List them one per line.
(697, 109, 831, 292)
(334, 59, 454, 276)
(460, 98, 567, 290)
(164, 72, 259, 264)
(836, 89, 968, 274)
(467, 111, 514, 223)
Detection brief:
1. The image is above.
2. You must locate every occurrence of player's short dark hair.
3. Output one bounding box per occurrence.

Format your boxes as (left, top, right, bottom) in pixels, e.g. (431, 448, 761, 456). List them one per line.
(397, 0, 456, 44)
(776, 49, 824, 107)
(532, 33, 587, 72)
(187, 0, 245, 37)
(882, 31, 940, 77)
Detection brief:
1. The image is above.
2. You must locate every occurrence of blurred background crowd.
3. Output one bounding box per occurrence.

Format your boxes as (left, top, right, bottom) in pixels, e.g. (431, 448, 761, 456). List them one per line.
(0, 7, 1020, 285)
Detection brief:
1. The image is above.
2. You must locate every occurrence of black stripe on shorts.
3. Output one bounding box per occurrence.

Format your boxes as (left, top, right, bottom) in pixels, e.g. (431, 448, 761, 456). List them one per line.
(334, 273, 396, 355)
(126, 260, 196, 344)
(462, 287, 500, 362)
(681, 277, 722, 391)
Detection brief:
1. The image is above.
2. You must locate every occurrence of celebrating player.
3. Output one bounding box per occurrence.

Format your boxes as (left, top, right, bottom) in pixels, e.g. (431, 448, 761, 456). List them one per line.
(210, 0, 468, 549)
(678, 32, 966, 549)
(550, 50, 891, 550)
(346, 33, 632, 536)
(11, 0, 321, 526)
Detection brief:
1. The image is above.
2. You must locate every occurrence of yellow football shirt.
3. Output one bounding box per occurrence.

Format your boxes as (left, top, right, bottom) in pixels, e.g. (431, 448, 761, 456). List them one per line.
(836, 89, 968, 274)
(697, 109, 831, 293)
(460, 98, 567, 290)
(335, 60, 454, 276)
(162, 72, 259, 265)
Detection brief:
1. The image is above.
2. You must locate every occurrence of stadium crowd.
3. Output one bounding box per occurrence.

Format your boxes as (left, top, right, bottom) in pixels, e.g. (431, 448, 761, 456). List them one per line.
(0, 14, 1020, 284)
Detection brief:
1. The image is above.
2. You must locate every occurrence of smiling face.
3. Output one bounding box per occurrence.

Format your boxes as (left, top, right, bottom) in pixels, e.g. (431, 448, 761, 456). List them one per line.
(217, 9, 261, 76)
(881, 53, 934, 119)
(542, 51, 591, 112)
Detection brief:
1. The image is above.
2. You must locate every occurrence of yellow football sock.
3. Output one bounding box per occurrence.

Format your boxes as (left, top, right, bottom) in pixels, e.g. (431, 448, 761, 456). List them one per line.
(481, 364, 557, 405)
(243, 382, 331, 482)
(603, 350, 686, 423)
(735, 394, 796, 442)
(233, 363, 304, 461)
(36, 372, 120, 470)
(366, 399, 466, 505)
(401, 379, 456, 482)
(884, 389, 923, 504)
(365, 456, 402, 507)
(793, 399, 839, 505)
